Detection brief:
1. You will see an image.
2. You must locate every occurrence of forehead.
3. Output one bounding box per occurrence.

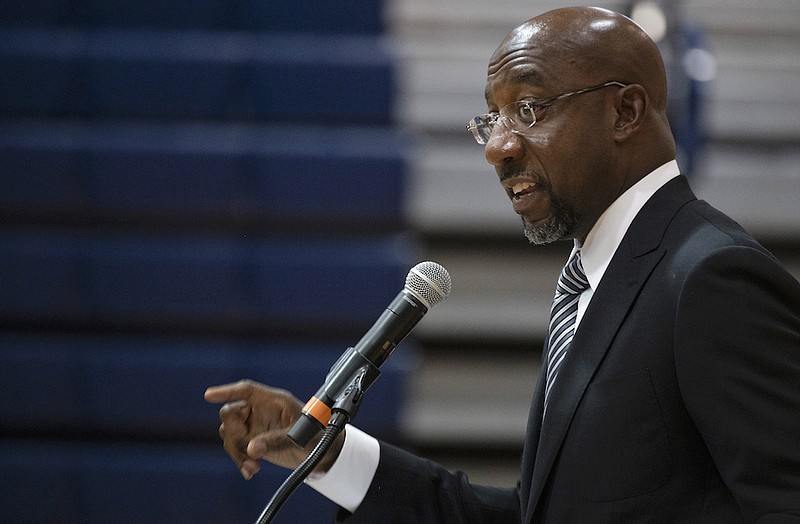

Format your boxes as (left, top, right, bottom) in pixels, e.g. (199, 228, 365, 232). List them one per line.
(484, 26, 566, 103)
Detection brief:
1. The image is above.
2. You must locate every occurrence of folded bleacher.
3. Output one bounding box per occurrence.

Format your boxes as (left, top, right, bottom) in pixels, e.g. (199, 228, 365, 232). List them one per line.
(0, 2, 414, 522)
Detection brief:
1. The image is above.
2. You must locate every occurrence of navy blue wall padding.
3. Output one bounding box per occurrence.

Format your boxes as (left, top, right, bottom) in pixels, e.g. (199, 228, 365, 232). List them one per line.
(1, 0, 385, 34)
(0, 29, 394, 122)
(0, 440, 336, 523)
(0, 231, 417, 331)
(2, 1, 410, 521)
(0, 122, 408, 225)
(0, 333, 416, 439)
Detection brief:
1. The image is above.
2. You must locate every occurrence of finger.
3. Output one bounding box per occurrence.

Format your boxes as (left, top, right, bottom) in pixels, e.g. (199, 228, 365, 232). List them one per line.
(220, 422, 251, 469)
(218, 399, 250, 424)
(217, 403, 253, 468)
(239, 458, 261, 480)
(204, 379, 258, 403)
(246, 433, 271, 460)
(217, 405, 251, 451)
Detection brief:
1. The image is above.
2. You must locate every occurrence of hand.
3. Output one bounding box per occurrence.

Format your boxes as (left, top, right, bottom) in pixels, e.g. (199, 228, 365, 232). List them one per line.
(204, 380, 345, 480)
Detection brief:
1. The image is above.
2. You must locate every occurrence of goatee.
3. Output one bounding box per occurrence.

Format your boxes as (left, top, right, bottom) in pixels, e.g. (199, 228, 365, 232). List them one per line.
(521, 193, 578, 245)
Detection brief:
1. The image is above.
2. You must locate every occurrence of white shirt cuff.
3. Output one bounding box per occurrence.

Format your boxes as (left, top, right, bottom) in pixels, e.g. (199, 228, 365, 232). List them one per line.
(304, 424, 380, 513)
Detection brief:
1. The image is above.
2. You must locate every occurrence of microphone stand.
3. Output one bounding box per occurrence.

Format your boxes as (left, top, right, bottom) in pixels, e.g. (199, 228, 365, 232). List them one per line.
(254, 370, 368, 524)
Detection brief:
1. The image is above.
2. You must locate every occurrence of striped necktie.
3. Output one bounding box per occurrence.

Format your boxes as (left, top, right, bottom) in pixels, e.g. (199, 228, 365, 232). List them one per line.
(544, 249, 590, 414)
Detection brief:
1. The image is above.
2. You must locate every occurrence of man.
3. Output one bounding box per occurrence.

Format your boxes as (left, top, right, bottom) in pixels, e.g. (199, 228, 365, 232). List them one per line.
(206, 6, 800, 522)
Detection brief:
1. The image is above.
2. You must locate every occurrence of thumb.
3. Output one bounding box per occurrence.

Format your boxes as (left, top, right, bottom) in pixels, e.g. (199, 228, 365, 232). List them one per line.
(247, 430, 286, 460)
(246, 430, 309, 471)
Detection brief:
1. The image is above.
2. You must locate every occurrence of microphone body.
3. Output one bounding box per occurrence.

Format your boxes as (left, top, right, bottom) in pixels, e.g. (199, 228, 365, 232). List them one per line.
(288, 262, 450, 447)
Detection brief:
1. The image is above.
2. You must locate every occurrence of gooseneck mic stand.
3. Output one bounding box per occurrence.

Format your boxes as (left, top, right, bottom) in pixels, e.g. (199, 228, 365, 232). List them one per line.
(254, 371, 367, 524)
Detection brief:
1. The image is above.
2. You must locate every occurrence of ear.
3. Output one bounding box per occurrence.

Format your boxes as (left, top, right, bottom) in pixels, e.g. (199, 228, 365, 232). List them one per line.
(613, 84, 648, 141)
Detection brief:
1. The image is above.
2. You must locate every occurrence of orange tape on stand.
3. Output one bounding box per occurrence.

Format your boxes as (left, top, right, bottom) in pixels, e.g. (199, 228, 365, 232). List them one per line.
(302, 396, 332, 426)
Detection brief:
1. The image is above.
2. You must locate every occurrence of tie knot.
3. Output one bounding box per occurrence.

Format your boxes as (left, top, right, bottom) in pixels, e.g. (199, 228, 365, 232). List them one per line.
(557, 250, 589, 296)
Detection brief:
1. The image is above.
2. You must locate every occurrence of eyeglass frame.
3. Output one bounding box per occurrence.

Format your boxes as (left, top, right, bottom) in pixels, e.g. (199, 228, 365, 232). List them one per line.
(466, 80, 629, 145)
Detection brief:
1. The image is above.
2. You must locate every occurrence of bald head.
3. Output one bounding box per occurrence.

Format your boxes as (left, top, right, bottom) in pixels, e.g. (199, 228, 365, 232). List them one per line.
(483, 6, 677, 243)
(491, 7, 669, 110)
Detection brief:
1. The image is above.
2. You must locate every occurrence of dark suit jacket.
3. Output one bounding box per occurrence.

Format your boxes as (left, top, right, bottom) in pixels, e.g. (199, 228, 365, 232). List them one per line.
(337, 176, 800, 523)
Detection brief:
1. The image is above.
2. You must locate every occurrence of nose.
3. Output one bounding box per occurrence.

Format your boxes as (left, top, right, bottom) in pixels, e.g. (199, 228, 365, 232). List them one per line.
(484, 120, 524, 167)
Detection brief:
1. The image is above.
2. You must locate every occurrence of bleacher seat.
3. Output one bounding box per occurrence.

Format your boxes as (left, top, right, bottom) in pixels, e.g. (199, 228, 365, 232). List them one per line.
(0, 29, 395, 122)
(1, 0, 385, 34)
(0, 330, 415, 522)
(0, 231, 417, 333)
(0, 121, 408, 228)
(0, 439, 336, 523)
(0, 332, 415, 441)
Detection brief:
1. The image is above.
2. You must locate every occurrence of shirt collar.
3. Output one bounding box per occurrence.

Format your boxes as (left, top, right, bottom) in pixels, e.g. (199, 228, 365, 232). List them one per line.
(574, 159, 681, 291)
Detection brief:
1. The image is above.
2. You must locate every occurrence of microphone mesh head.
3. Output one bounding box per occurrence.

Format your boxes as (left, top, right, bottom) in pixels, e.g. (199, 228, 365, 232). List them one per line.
(405, 261, 451, 308)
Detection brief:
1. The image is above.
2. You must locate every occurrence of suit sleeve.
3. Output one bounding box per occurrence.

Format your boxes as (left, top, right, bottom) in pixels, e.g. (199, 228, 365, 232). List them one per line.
(335, 441, 521, 524)
(674, 245, 800, 522)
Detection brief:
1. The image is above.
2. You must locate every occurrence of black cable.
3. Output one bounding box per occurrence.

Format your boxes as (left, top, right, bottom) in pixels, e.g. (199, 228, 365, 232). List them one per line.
(255, 369, 367, 523)
(254, 412, 348, 524)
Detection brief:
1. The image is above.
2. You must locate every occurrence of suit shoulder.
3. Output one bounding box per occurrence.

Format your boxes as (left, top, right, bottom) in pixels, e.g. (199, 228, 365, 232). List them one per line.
(669, 199, 771, 258)
(658, 199, 788, 287)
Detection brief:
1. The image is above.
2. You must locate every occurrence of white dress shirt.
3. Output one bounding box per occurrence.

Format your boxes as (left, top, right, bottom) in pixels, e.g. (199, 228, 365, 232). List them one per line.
(306, 160, 682, 513)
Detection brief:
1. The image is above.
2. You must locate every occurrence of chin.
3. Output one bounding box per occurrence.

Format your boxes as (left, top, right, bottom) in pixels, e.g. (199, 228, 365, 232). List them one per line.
(522, 215, 572, 245)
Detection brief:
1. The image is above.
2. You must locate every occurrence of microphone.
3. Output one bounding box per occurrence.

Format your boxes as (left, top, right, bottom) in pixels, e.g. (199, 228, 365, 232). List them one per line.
(287, 261, 451, 447)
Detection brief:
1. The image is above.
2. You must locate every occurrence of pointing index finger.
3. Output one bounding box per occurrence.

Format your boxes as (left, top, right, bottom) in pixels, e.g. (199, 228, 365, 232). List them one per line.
(204, 379, 257, 403)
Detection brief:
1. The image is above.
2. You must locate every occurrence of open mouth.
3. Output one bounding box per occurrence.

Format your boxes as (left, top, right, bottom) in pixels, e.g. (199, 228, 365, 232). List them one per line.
(509, 181, 538, 200)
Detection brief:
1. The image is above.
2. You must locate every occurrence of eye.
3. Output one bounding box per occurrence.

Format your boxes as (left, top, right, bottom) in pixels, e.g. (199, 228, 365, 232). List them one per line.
(515, 101, 537, 126)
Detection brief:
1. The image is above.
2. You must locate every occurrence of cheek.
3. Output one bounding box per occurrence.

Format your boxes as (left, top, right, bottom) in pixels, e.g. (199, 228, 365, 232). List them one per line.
(544, 145, 600, 210)
(527, 120, 587, 167)
(524, 132, 553, 150)
(523, 133, 562, 177)
(525, 131, 579, 188)
(524, 118, 604, 193)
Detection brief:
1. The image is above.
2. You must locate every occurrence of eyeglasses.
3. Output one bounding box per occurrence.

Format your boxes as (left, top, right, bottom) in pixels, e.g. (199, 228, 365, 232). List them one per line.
(466, 81, 628, 145)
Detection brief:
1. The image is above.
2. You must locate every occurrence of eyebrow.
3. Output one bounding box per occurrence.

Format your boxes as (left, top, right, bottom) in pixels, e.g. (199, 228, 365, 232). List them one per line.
(512, 70, 545, 86)
(484, 69, 547, 103)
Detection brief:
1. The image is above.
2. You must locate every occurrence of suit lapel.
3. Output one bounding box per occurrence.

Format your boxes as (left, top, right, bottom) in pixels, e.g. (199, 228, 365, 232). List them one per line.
(524, 176, 696, 522)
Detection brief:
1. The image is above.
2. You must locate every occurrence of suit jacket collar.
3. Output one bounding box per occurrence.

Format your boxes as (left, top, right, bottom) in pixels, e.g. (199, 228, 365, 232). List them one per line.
(523, 175, 696, 523)
(581, 160, 681, 291)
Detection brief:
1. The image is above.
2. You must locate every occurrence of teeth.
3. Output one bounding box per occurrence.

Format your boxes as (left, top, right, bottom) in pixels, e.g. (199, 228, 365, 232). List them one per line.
(511, 181, 535, 195)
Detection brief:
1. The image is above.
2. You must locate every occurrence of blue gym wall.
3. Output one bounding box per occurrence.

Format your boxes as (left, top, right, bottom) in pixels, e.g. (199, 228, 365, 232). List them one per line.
(0, 2, 417, 522)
